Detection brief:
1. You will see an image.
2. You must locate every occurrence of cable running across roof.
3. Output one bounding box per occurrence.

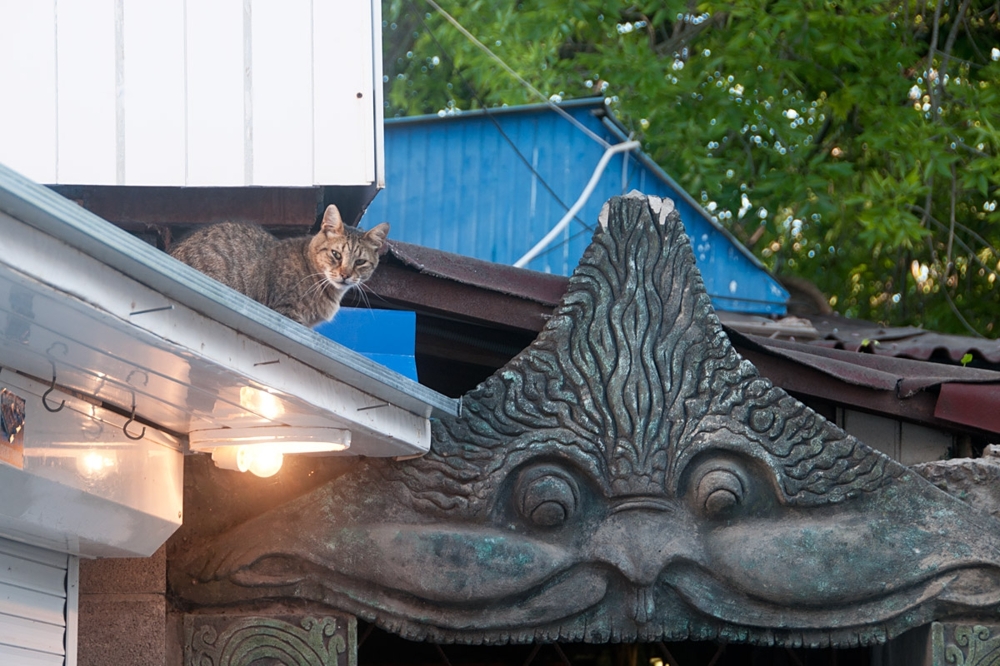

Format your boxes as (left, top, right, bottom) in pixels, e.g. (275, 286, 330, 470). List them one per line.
(422, 0, 612, 150)
(528, 147, 647, 261)
(407, 0, 594, 233)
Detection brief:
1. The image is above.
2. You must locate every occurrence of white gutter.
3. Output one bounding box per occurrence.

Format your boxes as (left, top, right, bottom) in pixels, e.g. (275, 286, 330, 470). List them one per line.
(514, 140, 640, 268)
(0, 162, 459, 422)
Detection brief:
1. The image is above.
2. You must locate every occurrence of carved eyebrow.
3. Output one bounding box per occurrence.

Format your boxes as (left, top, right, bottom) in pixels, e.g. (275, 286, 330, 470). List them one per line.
(671, 422, 760, 479)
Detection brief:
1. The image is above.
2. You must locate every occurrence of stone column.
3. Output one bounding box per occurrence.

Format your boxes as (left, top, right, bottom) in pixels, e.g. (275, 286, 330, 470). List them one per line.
(77, 545, 167, 666)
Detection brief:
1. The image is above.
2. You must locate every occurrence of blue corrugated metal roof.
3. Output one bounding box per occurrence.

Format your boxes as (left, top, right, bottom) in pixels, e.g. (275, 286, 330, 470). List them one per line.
(367, 98, 788, 315)
(315, 308, 418, 381)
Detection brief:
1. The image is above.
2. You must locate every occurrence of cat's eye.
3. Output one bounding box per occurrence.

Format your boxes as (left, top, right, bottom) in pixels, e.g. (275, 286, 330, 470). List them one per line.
(354, 259, 368, 268)
(331, 250, 342, 262)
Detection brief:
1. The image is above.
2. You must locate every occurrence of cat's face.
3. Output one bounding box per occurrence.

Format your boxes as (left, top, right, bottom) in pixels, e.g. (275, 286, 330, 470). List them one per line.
(311, 205, 389, 293)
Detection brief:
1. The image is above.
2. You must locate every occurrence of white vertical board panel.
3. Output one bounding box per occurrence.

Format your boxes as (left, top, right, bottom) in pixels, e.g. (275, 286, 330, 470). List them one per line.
(250, 0, 313, 185)
(186, 0, 244, 185)
(370, 0, 385, 189)
(0, 644, 64, 666)
(64, 556, 78, 666)
(313, 0, 375, 185)
(0, 2, 57, 182)
(0, 611, 66, 656)
(0, 0, 379, 188)
(121, 0, 185, 185)
(0, 581, 66, 627)
(56, 0, 117, 184)
(0, 538, 68, 665)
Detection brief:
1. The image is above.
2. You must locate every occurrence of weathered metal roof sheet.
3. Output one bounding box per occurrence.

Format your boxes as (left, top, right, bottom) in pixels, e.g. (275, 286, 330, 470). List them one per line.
(359, 239, 1000, 435)
(730, 331, 1000, 397)
(803, 314, 1000, 365)
(384, 240, 569, 305)
(366, 98, 788, 315)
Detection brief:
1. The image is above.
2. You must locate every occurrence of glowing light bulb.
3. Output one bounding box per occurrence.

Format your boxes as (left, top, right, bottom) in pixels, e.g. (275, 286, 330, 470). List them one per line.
(210, 445, 283, 477)
(199, 427, 348, 478)
(246, 448, 283, 478)
(211, 445, 249, 472)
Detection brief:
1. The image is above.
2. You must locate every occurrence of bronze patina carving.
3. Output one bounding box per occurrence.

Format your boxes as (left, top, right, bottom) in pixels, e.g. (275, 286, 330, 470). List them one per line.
(174, 194, 1000, 648)
(185, 613, 355, 666)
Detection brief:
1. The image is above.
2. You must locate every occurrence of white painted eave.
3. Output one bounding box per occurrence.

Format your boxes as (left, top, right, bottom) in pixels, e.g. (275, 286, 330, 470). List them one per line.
(0, 162, 460, 457)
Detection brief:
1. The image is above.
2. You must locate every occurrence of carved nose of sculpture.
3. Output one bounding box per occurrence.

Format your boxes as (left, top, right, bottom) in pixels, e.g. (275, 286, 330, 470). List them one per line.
(587, 502, 699, 587)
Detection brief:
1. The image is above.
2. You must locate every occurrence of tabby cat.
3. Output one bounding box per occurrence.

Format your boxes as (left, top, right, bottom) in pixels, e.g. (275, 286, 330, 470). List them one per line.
(170, 205, 389, 327)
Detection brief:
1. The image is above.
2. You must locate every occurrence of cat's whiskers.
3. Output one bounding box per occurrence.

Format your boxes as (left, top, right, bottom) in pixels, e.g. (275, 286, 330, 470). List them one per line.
(293, 271, 328, 290)
(302, 279, 328, 298)
(354, 283, 375, 311)
(357, 282, 391, 308)
(299, 272, 336, 299)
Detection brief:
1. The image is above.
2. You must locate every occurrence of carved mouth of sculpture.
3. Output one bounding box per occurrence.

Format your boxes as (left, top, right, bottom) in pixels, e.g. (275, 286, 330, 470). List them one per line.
(226, 552, 612, 631)
(185, 496, 1000, 644)
(665, 560, 1000, 631)
(222, 551, 1000, 639)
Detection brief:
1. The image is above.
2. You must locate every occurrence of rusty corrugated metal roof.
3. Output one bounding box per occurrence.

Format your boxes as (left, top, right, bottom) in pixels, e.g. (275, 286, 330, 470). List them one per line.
(384, 240, 568, 306)
(802, 313, 1000, 364)
(729, 331, 1000, 397)
(356, 241, 1000, 435)
(374, 240, 1000, 366)
(935, 383, 1000, 433)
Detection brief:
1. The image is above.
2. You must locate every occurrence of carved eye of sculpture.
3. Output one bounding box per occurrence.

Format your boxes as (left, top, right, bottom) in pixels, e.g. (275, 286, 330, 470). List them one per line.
(514, 466, 580, 528)
(686, 458, 750, 518)
(696, 469, 745, 515)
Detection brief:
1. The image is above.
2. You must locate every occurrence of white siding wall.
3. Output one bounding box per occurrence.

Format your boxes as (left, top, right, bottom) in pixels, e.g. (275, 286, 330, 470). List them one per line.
(0, 0, 380, 187)
(0, 538, 76, 666)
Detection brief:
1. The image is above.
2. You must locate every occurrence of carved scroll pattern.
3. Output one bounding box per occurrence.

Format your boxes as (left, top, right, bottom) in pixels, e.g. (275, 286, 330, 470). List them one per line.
(945, 625, 1000, 666)
(395, 195, 893, 512)
(185, 616, 351, 666)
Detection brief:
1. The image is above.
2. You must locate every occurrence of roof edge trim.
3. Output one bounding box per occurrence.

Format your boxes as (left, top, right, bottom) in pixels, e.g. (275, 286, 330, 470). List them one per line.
(0, 162, 459, 419)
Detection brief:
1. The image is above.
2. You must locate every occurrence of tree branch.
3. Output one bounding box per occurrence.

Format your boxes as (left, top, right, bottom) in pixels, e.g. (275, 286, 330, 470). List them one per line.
(924, 236, 986, 338)
(652, 11, 725, 58)
(805, 115, 834, 162)
(943, 286, 986, 337)
(962, 13, 987, 63)
(939, 0, 974, 96)
(946, 163, 958, 275)
(910, 204, 1000, 259)
(925, 0, 944, 116)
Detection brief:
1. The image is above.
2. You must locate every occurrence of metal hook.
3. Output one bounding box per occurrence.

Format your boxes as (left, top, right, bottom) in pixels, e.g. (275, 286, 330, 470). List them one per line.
(46, 341, 68, 357)
(42, 373, 65, 413)
(122, 398, 145, 441)
(125, 369, 149, 388)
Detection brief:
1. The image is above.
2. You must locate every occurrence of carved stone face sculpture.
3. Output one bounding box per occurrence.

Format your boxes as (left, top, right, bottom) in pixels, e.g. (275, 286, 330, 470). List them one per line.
(174, 194, 1000, 647)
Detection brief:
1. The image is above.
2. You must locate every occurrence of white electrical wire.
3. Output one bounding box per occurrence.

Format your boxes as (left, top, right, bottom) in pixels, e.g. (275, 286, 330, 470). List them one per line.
(423, 0, 612, 150)
(514, 140, 640, 268)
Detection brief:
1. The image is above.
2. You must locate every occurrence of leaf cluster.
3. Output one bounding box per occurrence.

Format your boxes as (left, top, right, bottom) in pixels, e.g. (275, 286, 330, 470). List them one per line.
(384, 0, 1000, 337)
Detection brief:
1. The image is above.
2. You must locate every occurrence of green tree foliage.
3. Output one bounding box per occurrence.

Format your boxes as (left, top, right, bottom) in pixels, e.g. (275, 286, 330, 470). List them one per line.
(383, 0, 1000, 336)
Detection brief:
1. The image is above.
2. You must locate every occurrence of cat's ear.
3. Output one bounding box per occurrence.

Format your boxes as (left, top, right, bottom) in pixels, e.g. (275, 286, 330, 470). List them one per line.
(321, 205, 345, 236)
(366, 223, 390, 247)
